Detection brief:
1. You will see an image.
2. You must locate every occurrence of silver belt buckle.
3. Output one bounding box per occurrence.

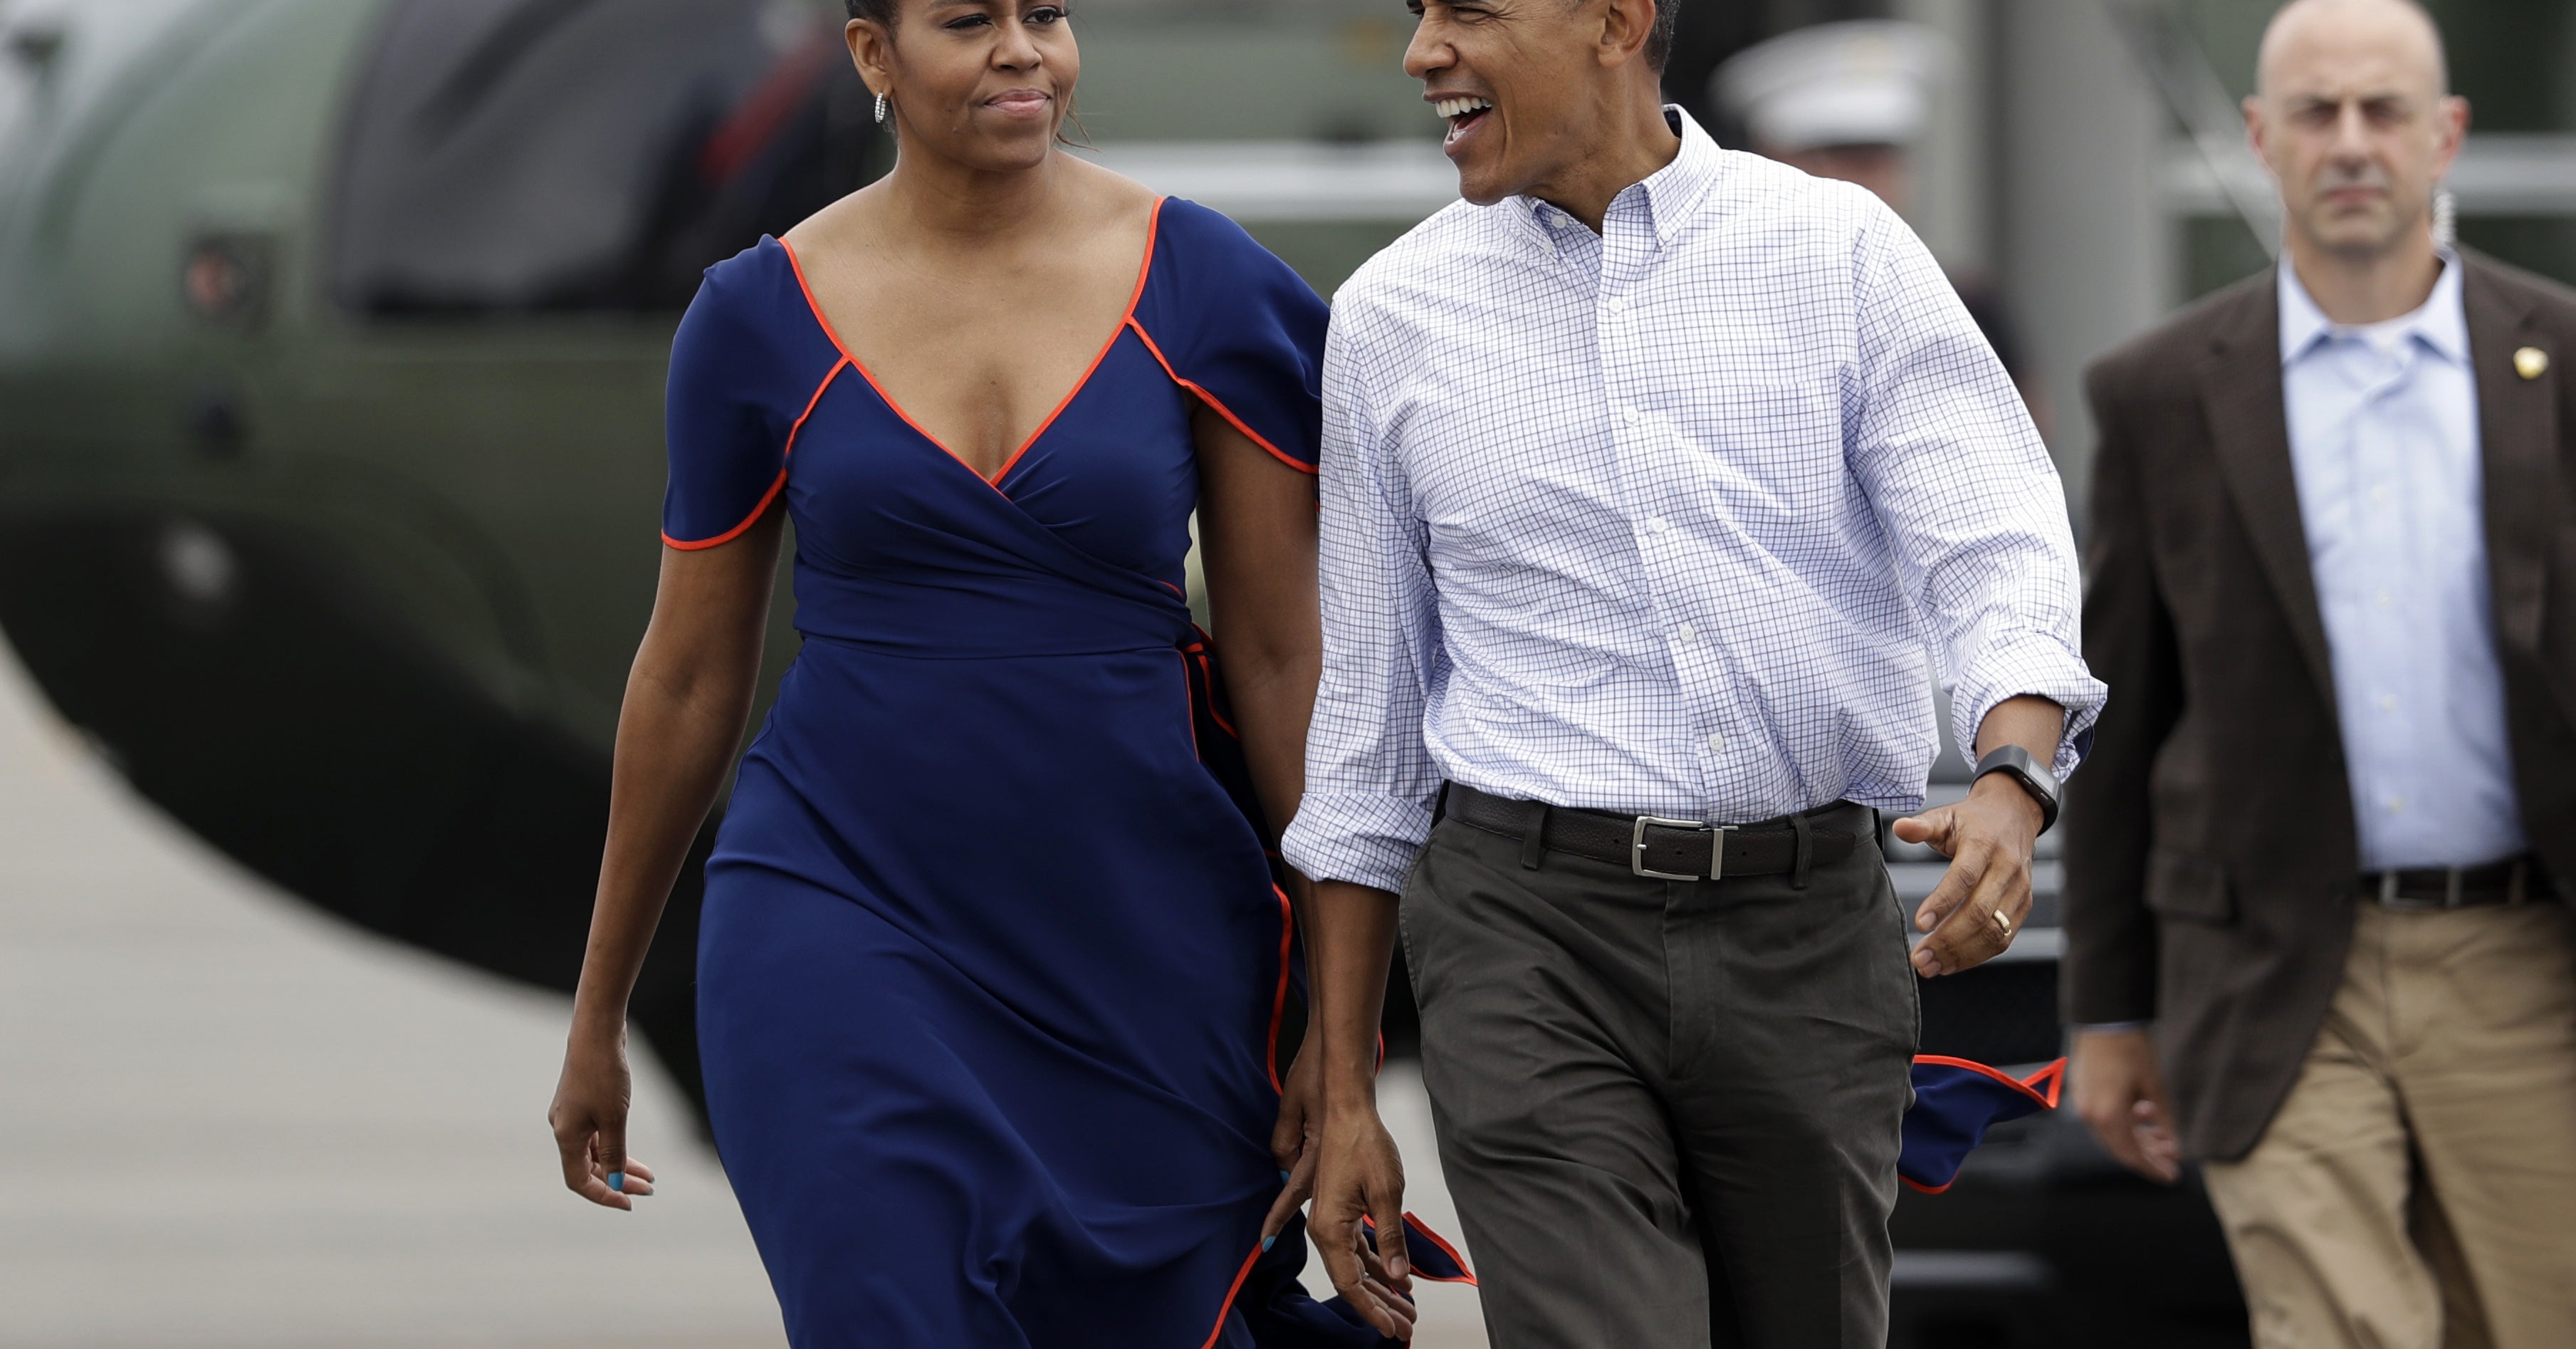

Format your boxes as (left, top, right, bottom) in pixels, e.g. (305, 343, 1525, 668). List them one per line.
(1632, 816, 1734, 880)
(2374, 869, 2466, 910)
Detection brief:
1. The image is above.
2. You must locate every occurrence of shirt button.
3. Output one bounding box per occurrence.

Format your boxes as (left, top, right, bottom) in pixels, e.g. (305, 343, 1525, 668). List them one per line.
(1623, 407, 1644, 427)
(2386, 795, 2407, 813)
(1673, 623, 1697, 644)
(2377, 590, 2394, 608)
(2378, 694, 2397, 711)
(1607, 296, 1628, 315)
(1645, 516, 1668, 534)
(2370, 486, 2389, 505)
(1705, 731, 1727, 754)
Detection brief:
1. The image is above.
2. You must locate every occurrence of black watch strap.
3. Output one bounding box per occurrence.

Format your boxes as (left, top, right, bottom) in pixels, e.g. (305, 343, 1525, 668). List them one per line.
(1973, 744, 2061, 833)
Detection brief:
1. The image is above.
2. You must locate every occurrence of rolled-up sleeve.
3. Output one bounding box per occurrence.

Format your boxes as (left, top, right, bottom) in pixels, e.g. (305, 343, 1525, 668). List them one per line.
(1279, 311, 1445, 892)
(1841, 199, 2107, 776)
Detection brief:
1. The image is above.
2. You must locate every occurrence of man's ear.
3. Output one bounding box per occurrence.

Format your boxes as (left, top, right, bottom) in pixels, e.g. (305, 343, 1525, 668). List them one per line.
(2434, 93, 2471, 177)
(1593, 0, 1657, 68)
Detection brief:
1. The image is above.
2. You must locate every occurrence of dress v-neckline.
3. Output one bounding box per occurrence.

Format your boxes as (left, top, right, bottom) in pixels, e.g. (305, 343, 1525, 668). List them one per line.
(777, 199, 1166, 492)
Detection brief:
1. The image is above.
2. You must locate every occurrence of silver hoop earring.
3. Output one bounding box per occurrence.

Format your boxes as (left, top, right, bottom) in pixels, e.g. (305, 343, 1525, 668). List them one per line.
(874, 92, 889, 125)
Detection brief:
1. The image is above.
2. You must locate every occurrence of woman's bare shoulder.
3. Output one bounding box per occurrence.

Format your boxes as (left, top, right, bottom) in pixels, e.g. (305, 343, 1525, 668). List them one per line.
(1055, 152, 1162, 227)
(778, 182, 888, 259)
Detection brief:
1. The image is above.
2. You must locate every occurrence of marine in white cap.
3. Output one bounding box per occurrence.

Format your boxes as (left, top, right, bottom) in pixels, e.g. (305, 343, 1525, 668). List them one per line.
(1717, 19, 2038, 420)
(1714, 19, 1953, 217)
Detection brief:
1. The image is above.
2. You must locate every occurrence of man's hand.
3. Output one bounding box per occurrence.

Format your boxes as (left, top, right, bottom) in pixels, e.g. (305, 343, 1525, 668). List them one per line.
(2070, 1028, 2182, 1183)
(1297, 879, 1413, 1334)
(1894, 771, 2042, 977)
(1311, 1098, 1415, 1339)
(1900, 694, 2063, 978)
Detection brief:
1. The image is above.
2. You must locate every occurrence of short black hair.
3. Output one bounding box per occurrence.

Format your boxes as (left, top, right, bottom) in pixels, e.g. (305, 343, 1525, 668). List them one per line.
(1645, 0, 1680, 71)
(846, 0, 892, 24)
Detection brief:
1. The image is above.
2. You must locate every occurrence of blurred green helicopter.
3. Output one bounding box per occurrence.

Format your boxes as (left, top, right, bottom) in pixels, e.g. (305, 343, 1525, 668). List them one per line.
(0, 0, 1445, 1103)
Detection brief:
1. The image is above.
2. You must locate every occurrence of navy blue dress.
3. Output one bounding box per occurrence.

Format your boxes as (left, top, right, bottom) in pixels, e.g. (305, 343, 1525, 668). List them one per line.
(666, 199, 1347, 1348)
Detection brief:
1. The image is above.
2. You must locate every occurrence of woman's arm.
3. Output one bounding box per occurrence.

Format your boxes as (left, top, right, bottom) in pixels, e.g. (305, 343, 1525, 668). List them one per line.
(1190, 402, 1320, 853)
(1193, 405, 1419, 1331)
(548, 504, 786, 1209)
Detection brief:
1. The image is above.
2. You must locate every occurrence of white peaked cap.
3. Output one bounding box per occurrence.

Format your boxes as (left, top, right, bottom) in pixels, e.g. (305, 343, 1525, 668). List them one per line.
(1712, 20, 1956, 152)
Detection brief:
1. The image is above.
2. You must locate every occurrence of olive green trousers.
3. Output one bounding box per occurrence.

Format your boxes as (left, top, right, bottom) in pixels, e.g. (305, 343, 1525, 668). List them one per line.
(1399, 810, 1917, 1349)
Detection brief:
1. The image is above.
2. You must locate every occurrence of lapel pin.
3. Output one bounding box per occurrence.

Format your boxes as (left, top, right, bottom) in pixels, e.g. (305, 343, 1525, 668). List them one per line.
(2515, 346, 2549, 380)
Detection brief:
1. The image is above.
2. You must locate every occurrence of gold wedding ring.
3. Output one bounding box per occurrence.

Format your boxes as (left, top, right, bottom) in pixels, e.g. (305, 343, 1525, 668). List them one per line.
(1992, 910, 2013, 937)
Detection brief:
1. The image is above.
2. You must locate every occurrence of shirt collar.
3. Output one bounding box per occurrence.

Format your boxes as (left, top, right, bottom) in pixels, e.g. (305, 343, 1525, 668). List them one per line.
(2278, 249, 2469, 366)
(1516, 105, 1723, 251)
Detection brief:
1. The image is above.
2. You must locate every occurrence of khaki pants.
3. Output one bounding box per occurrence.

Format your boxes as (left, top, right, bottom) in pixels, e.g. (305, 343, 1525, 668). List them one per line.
(2202, 900, 2576, 1349)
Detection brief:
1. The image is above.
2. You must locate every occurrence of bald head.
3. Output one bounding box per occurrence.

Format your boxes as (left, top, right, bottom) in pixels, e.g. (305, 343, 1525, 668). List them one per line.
(2246, 0, 2466, 273)
(2258, 0, 2448, 100)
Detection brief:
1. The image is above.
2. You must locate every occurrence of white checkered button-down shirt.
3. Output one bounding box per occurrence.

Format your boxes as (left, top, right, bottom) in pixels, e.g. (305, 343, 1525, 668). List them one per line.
(1279, 109, 2107, 895)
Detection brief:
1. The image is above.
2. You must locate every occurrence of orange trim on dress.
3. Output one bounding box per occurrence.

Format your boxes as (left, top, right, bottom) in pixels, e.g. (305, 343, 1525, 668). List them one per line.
(1198, 649, 1238, 738)
(1126, 316, 1320, 476)
(1897, 1056, 2065, 1196)
(1196, 1241, 1267, 1349)
(1265, 882, 1294, 1093)
(777, 200, 1166, 493)
(663, 354, 850, 551)
(981, 199, 1163, 486)
(1355, 1213, 1480, 1286)
(1176, 628, 1292, 1093)
(1912, 1054, 2065, 1110)
(1402, 1214, 1480, 1286)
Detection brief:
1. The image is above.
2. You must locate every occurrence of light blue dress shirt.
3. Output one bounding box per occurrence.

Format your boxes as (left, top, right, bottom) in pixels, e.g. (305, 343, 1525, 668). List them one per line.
(1283, 110, 2101, 893)
(2278, 256, 2526, 871)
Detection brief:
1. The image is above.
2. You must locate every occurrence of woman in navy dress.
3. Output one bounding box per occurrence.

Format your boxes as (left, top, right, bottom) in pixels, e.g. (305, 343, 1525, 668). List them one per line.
(547, 1, 1420, 1344)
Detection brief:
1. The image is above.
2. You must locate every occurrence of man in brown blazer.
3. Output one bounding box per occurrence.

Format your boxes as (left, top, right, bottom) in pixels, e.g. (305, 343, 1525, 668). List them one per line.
(2064, 1, 2576, 1345)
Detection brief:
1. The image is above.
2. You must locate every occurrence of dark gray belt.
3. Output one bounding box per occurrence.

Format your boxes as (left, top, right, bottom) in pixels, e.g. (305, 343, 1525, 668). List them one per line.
(1440, 781, 1868, 880)
(2361, 855, 2556, 910)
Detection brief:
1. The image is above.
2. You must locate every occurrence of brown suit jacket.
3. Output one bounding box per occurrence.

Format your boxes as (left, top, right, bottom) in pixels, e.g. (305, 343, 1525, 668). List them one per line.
(2063, 251, 2576, 1161)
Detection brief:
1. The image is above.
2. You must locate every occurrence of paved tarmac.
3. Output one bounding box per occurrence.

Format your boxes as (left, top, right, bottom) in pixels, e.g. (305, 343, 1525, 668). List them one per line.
(0, 647, 1487, 1348)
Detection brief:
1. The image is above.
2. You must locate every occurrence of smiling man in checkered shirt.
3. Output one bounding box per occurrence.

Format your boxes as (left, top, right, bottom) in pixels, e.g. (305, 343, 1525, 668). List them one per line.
(1272, 1, 2105, 1345)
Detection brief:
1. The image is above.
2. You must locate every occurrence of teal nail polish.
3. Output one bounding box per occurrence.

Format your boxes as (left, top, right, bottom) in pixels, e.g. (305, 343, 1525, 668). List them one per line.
(1261, 1235, 1277, 1252)
(1279, 1170, 1294, 1182)
(608, 1172, 626, 1192)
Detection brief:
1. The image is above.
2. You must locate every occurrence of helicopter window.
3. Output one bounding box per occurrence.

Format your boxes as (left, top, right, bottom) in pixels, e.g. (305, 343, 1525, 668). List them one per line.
(330, 0, 881, 317)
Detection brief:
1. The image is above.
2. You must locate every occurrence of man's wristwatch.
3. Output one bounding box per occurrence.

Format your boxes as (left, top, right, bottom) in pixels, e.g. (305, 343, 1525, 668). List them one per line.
(1972, 744, 2061, 834)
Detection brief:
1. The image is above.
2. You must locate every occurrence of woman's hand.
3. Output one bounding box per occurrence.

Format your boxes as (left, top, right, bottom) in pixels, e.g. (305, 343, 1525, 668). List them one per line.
(548, 524, 780, 1210)
(1261, 1032, 1324, 1246)
(549, 1026, 657, 1210)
